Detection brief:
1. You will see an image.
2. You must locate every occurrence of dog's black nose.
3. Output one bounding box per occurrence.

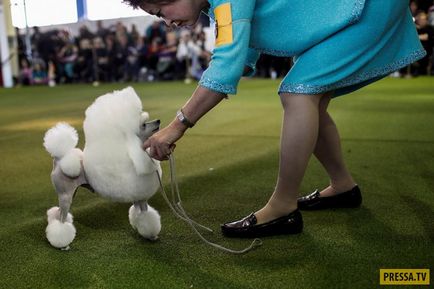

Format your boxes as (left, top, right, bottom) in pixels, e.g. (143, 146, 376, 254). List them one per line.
(156, 119, 161, 124)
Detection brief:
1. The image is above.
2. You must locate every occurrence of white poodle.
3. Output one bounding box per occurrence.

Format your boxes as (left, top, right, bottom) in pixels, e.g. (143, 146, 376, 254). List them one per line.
(43, 87, 162, 249)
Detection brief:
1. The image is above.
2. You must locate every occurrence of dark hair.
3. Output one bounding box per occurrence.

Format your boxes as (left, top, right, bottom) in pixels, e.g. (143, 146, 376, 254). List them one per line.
(123, 0, 176, 9)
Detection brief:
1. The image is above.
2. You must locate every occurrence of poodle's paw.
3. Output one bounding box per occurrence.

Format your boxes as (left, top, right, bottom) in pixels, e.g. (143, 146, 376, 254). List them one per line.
(46, 219, 76, 249)
(47, 206, 73, 223)
(128, 204, 161, 240)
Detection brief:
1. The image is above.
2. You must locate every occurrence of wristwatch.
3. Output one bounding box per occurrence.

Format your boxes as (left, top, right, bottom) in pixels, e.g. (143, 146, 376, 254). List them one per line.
(176, 109, 195, 128)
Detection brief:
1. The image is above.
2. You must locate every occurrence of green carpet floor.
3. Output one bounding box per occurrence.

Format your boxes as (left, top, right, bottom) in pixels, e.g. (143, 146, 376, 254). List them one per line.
(0, 77, 432, 289)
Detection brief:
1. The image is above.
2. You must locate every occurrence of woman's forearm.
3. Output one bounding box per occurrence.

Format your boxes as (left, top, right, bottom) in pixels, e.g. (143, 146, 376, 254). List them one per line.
(176, 85, 227, 127)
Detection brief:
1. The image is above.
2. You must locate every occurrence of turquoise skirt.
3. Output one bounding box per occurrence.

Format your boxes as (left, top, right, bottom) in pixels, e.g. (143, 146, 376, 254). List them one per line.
(279, 0, 426, 97)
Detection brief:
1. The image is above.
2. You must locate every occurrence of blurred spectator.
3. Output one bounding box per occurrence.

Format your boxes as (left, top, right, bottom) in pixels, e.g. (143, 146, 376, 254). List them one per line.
(15, 28, 27, 65)
(47, 60, 56, 87)
(75, 38, 94, 82)
(410, 1, 419, 17)
(79, 25, 94, 40)
(414, 12, 434, 75)
(31, 27, 41, 41)
(136, 36, 149, 80)
(428, 2, 434, 26)
(177, 30, 206, 80)
(130, 24, 141, 44)
(115, 22, 129, 44)
(157, 31, 178, 80)
(147, 36, 164, 80)
(256, 55, 292, 79)
(192, 27, 212, 78)
(145, 21, 166, 45)
(35, 29, 62, 66)
(32, 59, 48, 84)
(114, 34, 129, 81)
(96, 21, 110, 40)
(124, 37, 141, 82)
(93, 37, 110, 82)
(57, 40, 78, 83)
(18, 58, 32, 85)
(415, 0, 433, 13)
(104, 34, 118, 82)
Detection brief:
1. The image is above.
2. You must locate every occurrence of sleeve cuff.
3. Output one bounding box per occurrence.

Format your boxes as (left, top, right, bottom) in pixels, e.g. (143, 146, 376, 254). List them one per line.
(199, 77, 237, 95)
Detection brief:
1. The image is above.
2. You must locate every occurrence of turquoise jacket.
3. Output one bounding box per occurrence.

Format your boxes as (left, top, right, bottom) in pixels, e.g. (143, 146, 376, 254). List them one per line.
(199, 0, 425, 96)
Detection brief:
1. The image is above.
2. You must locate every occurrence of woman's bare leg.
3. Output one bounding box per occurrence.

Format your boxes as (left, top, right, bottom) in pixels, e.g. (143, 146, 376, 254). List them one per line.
(314, 94, 356, 196)
(254, 93, 323, 224)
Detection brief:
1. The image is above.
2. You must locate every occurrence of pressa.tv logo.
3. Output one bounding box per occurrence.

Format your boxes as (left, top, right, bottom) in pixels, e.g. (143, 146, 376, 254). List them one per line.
(380, 269, 430, 285)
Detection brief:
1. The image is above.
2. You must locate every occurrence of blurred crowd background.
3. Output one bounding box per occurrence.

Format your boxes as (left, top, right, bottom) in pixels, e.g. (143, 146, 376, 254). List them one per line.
(12, 0, 434, 87)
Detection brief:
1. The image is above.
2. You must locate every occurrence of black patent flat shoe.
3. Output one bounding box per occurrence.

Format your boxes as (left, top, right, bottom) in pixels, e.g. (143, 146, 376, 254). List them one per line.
(298, 185, 362, 210)
(221, 209, 303, 238)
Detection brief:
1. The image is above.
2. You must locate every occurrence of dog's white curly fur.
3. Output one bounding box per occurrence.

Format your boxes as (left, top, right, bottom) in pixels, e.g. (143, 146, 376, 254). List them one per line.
(46, 207, 76, 248)
(59, 148, 83, 178)
(46, 220, 76, 248)
(129, 205, 161, 240)
(83, 87, 161, 202)
(44, 123, 83, 178)
(47, 206, 73, 223)
(43, 122, 79, 158)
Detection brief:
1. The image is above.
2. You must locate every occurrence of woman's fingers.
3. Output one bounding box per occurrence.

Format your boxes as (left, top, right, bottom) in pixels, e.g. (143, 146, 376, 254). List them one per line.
(143, 122, 184, 161)
(144, 137, 176, 161)
(143, 139, 151, 150)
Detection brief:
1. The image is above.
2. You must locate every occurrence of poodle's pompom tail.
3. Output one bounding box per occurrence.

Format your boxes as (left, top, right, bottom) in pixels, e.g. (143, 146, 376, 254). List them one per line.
(43, 122, 79, 158)
(46, 220, 76, 249)
(129, 205, 161, 240)
(47, 206, 73, 223)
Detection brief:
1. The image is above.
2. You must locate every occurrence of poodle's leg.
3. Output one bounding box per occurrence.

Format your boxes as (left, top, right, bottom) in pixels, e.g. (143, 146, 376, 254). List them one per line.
(129, 200, 161, 240)
(129, 200, 148, 229)
(58, 189, 75, 223)
(49, 159, 89, 223)
(46, 161, 82, 249)
(46, 188, 77, 249)
(133, 200, 148, 212)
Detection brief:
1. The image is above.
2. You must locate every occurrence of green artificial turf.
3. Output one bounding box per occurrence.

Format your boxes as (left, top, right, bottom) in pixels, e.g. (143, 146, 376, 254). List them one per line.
(0, 78, 432, 289)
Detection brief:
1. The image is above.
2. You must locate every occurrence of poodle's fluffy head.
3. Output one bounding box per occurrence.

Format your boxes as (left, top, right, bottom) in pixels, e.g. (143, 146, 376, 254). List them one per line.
(138, 112, 160, 142)
(83, 87, 159, 143)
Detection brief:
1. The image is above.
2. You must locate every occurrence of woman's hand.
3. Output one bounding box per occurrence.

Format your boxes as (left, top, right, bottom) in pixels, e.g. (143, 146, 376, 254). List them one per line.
(143, 120, 187, 161)
(144, 86, 226, 161)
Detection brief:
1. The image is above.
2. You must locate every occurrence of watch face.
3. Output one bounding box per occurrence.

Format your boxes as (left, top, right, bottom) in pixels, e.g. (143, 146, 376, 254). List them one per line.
(177, 110, 184, 121)
(177, 110, 193, 128)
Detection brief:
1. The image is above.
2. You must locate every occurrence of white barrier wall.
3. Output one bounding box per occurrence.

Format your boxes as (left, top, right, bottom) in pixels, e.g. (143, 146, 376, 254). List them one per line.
(0, 4, 14, 88)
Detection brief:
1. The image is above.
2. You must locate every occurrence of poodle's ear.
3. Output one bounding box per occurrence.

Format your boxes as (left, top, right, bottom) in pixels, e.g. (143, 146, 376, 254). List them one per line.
(126, 136, 158, 175)
(140, 112, 150, 124)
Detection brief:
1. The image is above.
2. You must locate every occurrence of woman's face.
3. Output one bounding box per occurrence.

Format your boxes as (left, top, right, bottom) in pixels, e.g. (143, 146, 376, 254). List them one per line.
(140, 0, 208, 28)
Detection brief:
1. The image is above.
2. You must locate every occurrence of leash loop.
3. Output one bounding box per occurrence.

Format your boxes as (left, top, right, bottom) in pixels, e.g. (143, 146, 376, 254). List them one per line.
(146, 151, 262, 254)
